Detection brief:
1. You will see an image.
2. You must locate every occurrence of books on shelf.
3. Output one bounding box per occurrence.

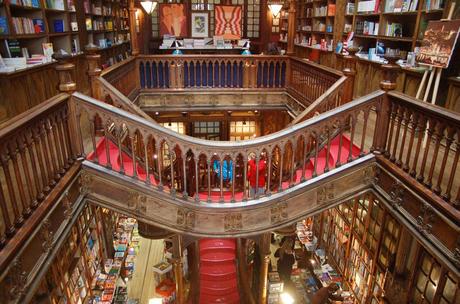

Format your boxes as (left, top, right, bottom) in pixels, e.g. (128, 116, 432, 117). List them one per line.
(385, 0, 419, 12)
(425, 0, 443, 10)
(327, 4, 336, 16)
(53, 19, 65, 32)
(9, 0, 40, 7)
(12, 17, 45, 35)
(357, 0, 377, 12)
(85, 18, 92, 30)
(0, 17, 9, 35)
(45, 0, 65, 10)
(71, 21, 78, 31)
(356, 21, 379, 35)
(346, 2, 355, 14)
(314, 6, 328, 17)
(385, 22, 403, 36)
(42, 42, 53, 62)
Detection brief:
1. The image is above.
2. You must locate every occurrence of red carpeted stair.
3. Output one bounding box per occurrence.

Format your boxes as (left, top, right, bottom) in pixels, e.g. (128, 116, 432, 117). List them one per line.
(87, 134, 361, 202)
(199, 238, 240, 304)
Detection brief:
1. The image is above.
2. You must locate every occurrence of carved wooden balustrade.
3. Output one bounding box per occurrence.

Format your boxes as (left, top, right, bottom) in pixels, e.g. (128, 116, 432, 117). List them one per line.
(0, 93, 77, 248)
(381, 91, 460, 211)
(136, 55, 289, 90)
(73, 90, 383, 204)
(286, 58, 346, 107)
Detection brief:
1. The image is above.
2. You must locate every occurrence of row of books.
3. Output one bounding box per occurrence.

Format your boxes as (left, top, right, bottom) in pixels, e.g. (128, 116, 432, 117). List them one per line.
(45, 0, 65, 10)
(0, 17, 8, 34)
(385, 0, 419, 12)
(385, 22, 403, 36)
(356, 21, 380, 36)
(425, 0, 444, 10)
(314, 6, 328, 17)
(10, 0, 40, 7)
(312, 21, 326, 32)
(12, 17, 44, 34)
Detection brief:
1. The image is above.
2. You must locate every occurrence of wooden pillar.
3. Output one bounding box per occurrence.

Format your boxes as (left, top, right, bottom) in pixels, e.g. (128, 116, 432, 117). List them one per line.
(54, 55, 77, 93)
(237, 238, 256, 304)
(373, 56, 400, 154)
(394, 227, 412, 276)
(342, 54, 356, 103)
(172, 234, 185, 304)
(258, 233, 271, 304)
(86, 46, 102, 99)
(54, 54, 82, 158)
(129, 0, 140, 56)
(287, 0, 296, 55)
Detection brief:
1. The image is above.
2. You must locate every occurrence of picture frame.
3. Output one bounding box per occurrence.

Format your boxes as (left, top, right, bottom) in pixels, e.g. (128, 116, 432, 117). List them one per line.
(191, 12, 209, 38)
(159, 3, 187, 37)
(215, 5, 242, 39)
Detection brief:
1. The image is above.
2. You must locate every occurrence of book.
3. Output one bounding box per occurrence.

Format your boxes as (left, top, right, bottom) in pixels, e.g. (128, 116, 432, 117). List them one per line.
(8, 40, 21, 57)
(85, 18, 92, 30)
(327, 4, 336, 15)
(71, 22, 78, 31)
(53, 19, 64, 32)
(33, 19, 45, 33)
(42, 43, 53, 62)
(0, 17, 8, 34)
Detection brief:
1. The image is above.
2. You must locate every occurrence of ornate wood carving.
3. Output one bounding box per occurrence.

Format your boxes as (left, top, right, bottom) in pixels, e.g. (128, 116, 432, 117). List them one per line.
(40, 218, 54, 253)
(224, 213, 243, 232)
(317, 183, 335, 204)
(389, 181, 404, 208)
(7, 257, 27, 301)
(270, 202, 288, 224)
(177, 209, 195, 229)
(416, 202, 434, 234)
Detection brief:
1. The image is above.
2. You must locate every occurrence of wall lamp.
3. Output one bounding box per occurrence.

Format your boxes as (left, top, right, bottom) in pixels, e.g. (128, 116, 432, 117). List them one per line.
(268, 1, 283, 19)
(141, 1, 158, 14)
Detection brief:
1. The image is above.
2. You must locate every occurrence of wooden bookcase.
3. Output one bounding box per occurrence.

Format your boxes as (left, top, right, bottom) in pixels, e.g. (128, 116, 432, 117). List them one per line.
(289, 0, 449, 63)
(0, 0, 131, 70)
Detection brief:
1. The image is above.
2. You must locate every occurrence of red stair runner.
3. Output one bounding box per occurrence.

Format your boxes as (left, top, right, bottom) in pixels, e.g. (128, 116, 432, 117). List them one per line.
(199, 238, 240, 304)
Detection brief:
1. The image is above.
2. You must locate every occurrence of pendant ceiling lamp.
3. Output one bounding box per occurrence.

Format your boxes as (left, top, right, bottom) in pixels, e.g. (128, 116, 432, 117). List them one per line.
(268, 1, 283, 18)
(141, 1, 158, 14)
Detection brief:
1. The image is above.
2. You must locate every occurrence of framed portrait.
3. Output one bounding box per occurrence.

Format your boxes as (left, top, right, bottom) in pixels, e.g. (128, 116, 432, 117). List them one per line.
(191, 12, 209, 38)
(215, 5, 242, 39)
(159, 3, 187, 37)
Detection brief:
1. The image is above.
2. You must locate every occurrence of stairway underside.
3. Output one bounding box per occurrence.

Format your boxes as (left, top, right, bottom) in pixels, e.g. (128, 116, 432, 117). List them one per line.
(81, 155, 377, 237)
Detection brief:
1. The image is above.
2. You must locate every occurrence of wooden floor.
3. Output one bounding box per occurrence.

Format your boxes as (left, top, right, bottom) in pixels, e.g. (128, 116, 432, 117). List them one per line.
(127, 237, 167, 304)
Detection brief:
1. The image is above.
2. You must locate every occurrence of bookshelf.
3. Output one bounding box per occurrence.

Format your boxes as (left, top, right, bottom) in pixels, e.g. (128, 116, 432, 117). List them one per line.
(279, 5, 289, 44)
(345, 0, 447, 58)
(0, 0, 131, 72)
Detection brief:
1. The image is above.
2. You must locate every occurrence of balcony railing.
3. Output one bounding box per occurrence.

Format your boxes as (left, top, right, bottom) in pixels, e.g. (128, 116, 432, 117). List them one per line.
(75, 90, 383, 204)
(0, 94, 77, 247)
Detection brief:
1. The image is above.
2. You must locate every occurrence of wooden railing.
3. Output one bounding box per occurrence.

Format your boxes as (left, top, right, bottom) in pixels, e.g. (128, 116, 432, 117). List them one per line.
(382, 91, 460, 210)
(286, 58, 345, 107)
(136, 55, 289, 90)
(74, 90, 383, 204)
(0, 93, 77, 247)
(100, 57, 138, 100)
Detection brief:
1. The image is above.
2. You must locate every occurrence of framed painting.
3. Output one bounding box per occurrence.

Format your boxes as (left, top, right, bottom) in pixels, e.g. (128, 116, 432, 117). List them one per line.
(416, 20, 460, 69)
(215, 5, 242, 39)
(159, 3, 187, 37)
(191, 12, 209, 38)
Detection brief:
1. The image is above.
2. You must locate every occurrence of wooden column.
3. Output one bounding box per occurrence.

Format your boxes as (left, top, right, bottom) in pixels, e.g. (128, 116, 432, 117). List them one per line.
(287, 0, 296, 55)
(373, 56, 400, 154)
(54, 55, 77, 93)
(258, 233, 271, 304)
(342, 54, 356, 103)
(394, 227, 412, 276)
(129, 0, 140, 56)
(86, 47, 102, 99)
(172, 234, 185, 304)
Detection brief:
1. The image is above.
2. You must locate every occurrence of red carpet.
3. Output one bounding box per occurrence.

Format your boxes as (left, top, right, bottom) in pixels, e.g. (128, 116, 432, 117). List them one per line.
(87, 134, 361, 202)
(199, 238, 240, 304)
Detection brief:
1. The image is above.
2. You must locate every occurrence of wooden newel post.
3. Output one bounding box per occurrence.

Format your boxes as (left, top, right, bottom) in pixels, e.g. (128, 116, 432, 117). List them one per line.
(54, 54, 82, 158)
(258, 233, 271, 304)
(342, 53, 356, 103)
(287, 0, 296, 55)
(86, 46, 102, 100)
(373, 55, 400, 154)
(243, 60, 251, 88)
(129, 0, 139, 56)
(379, 55, 400, 92)
(172, 234, 185, 304)
(54, 54, 76, 93)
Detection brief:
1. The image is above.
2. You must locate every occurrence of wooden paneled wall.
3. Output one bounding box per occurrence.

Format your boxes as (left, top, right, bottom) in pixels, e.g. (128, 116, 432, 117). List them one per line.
(0, 55, 90, 123)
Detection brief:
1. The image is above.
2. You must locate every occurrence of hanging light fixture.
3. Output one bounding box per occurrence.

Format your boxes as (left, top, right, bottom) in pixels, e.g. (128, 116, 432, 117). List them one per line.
(268, 1, 283, 19)
(141, 1, 158, 14)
